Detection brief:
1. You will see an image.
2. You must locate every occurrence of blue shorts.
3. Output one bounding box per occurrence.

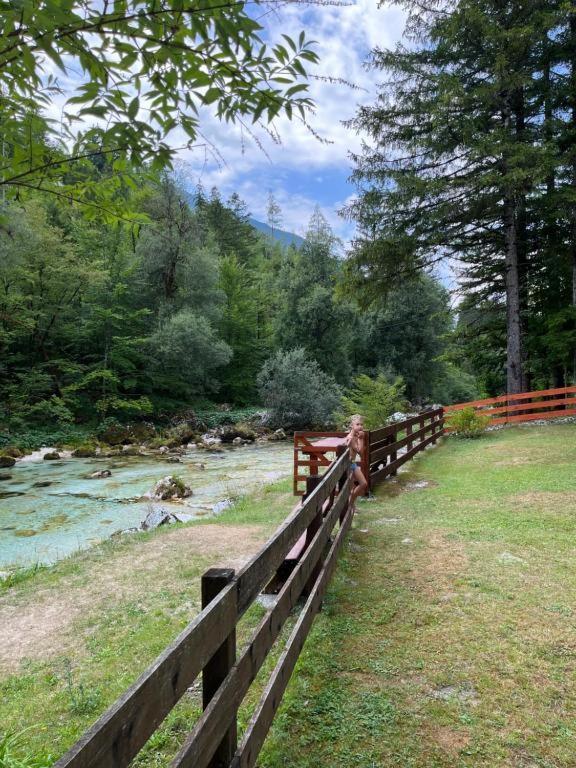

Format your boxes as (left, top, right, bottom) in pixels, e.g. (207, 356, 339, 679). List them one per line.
(351, 462, 358, 471)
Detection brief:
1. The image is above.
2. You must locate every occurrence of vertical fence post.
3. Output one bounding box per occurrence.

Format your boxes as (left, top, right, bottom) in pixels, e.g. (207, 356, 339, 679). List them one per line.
(303, 475, 323, 595)
(434, 409, 443, 442)
(406, 421, 413, 451)
(293, 434, 299, 496)
(336, 445, 349, 522)
(201, 568, 237, 768)
(390, 429, 398, 476)
(362, 431, 371, 494)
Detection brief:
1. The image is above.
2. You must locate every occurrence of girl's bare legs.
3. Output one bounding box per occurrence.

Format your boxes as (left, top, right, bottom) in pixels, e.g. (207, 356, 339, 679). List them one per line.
(350, 466, 368, 513)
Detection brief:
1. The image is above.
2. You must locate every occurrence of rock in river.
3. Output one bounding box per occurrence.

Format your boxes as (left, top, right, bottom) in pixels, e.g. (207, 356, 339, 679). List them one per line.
(43, 451, 60, 461)
(0, 455, 16, 468)
(149, 475, 193, 501)
(91, 469, 112, 479)
(141, 507, 174, 530)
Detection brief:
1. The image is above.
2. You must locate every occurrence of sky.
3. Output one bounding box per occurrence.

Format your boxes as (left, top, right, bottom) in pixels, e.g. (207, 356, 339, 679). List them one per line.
(174, 0, 408, 242)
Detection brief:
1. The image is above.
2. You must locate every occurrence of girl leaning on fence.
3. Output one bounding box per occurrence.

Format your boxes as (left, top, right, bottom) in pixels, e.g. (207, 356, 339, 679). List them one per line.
(345, 414, 368, 513)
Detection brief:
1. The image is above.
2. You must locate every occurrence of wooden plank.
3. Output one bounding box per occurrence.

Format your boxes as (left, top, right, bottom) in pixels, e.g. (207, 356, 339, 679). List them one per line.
(285, 531, 307, 562)
(445, 385, 576, 412)
(294, 431, 347, 439)
(369, 422, 397, 443)
(304, 475, 323, 595)
(171, 479, 351, 768)
(201, 569, 237, 768)
(54, 584, 238, 768)
(491, 408, 576, 425)
(466, 396, 576, 418)
(236, 452, 349, 614)
(230, 503, 354, 768)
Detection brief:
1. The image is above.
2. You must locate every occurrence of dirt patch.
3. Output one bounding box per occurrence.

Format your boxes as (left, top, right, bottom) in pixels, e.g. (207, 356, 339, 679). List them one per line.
(510, 490, 576, 507)
(494, 456, 535, 467)
(404, 479, 438, 491)
(412, 533, 468, 598)
(0, 524, 267, 673)
(430, 725, 471, 756)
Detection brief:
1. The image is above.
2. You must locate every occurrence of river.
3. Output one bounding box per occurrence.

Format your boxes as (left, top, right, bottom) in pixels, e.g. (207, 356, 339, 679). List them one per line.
(0, 442, 293, 570)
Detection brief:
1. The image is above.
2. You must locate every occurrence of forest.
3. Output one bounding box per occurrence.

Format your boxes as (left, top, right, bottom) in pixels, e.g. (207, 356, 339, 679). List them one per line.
(2, 0, 576, 443)
(0, 173, 476, 444)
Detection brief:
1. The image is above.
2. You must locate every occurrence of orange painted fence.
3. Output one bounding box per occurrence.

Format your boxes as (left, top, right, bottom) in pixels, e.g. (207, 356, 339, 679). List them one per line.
(445, 385, 576, 425)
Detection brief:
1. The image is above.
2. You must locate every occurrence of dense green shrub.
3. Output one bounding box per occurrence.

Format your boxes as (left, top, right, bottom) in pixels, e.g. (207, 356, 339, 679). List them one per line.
(336, 373, 408, 430)
(447, 406, 491, 437)
(257, 349, 341, 429)
(0, 425, 92, 453)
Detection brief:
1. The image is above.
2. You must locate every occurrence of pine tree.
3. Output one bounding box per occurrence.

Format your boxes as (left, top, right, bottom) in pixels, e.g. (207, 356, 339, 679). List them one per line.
(346, 0, 560, 393)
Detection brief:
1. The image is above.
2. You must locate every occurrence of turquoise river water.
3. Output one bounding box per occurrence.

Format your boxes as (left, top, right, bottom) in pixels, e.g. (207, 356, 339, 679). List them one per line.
(0, 442, 293, 570)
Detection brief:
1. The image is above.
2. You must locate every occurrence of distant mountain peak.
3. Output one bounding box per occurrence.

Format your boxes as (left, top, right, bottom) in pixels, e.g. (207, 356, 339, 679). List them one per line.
(249, 218, 304, 247)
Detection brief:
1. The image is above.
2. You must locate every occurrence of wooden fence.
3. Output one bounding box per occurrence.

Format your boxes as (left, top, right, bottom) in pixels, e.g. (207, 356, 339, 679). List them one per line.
(54, 452, 352, 768)
(293, 408, 444, 494)
(445, 385, 576, 426)
(367, 408, 444, 486)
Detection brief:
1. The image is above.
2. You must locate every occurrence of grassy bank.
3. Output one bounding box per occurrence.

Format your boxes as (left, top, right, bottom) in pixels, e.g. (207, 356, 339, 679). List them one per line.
(5, 424, 576, 766)
(0, 476, 295, 765)
(259, 424, 576, 767)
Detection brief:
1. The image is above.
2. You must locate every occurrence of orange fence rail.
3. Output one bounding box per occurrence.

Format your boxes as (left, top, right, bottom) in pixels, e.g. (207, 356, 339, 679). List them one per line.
(445, 385, 576, 425)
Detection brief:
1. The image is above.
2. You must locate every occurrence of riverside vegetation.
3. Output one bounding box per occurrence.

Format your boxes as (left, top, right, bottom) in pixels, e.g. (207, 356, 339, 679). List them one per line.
(0, 175, 477, 460)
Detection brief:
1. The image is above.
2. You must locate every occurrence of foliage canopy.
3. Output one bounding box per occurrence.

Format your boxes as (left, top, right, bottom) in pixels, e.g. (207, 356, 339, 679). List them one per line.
(0, 0, 318, 212)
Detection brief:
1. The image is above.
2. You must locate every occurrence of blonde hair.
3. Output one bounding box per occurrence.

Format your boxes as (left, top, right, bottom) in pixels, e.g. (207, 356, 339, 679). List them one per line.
(350, 414, 363, 427)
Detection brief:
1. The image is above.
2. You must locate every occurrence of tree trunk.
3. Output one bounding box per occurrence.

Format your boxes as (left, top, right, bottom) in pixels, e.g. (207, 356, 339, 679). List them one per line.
(571, 11, 576, 382)
(513, 86, 530, 391)
(504, 191, 524, 394)
(502, 92, 524, 395)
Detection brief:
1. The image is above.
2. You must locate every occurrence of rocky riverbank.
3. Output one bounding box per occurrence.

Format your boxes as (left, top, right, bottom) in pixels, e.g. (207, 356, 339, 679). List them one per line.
(0, 413, 288, 468)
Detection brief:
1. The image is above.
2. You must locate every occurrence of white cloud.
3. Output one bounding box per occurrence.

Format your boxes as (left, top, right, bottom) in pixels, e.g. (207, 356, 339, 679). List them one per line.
(173, 0, 407, 236)
(38, 1, 407, 240)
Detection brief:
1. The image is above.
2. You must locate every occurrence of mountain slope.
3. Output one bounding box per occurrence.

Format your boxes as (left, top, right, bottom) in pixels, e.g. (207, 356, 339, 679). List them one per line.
(249, 218, 304, 247)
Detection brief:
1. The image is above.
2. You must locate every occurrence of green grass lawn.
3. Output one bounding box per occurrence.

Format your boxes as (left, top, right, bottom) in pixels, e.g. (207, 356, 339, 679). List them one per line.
(259, 425, 576, 768)
(3, 425, 576, 767)
(0, 478, 297, 766)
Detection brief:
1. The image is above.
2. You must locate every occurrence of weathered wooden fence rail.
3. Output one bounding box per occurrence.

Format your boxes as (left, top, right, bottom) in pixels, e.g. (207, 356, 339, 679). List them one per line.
(54, 452, 352, 768)
(445, 385, 576, 426)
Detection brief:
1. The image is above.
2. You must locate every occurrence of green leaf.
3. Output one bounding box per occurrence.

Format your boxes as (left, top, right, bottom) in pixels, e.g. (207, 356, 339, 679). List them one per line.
(128, 97, 139, 119)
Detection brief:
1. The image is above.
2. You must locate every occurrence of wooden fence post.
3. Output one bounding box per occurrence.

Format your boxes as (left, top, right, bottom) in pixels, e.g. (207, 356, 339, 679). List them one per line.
(336, 445, 349, 521)
(202, 568, 237, 768)
(303, 475, 323, 595)
(390, 430, 398, 476)
(362, 431, 371, 494)
(406, 422, 413, 451)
